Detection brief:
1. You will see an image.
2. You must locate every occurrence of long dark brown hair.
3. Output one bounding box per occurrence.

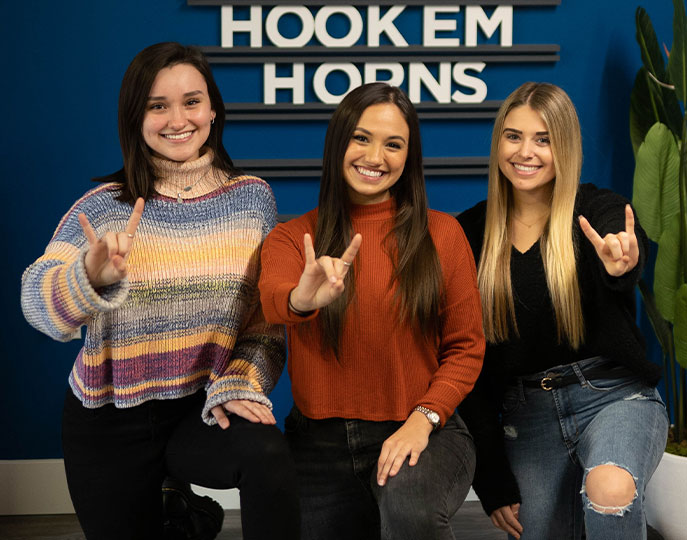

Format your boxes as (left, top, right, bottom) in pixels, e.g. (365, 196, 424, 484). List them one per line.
(316, 82, 442, 356)
(95, 42, 239, 203)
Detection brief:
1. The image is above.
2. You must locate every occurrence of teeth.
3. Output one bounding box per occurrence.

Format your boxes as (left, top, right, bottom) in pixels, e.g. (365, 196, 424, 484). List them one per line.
(163, 132, 192, 140)
(513, 163, 540, 172)
(356, 166, 383, 177)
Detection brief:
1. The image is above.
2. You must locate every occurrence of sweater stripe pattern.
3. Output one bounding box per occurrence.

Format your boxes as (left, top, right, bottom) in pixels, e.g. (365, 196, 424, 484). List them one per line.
(21, 152, 285, 423)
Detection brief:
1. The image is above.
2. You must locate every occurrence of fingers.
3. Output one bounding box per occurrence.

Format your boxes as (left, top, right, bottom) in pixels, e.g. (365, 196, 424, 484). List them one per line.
(78, 213, 98, 245)
(490, 506, 523, 539)
(578, 215, 605, 252)
(303, 233, 316, 265)
(210, 405, 231, 430)
(223, 400, 276, 424)
(376, 443, 410, 486)
(125, 198, 145, 237)
(340, 233, 363, 268)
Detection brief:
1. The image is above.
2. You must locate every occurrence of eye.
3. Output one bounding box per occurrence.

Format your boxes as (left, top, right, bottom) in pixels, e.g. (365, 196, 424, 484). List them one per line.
(504, 133, 520, 141)
(148, 103, 165, 111)
(352, 134, 368, 143)
(186, 98, 200, 106)
(536, 136, 550, 145)
(386, 141, 403, 150)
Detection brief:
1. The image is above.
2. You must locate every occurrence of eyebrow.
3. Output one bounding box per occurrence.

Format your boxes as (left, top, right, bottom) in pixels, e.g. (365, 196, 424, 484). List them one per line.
(503, 127, 549, 136)
(354, 126, 408, 144)
(147, 90, 205, 101)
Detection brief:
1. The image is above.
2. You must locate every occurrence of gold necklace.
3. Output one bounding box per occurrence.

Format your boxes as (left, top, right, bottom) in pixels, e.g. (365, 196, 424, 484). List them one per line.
(512, 212, 549, 228)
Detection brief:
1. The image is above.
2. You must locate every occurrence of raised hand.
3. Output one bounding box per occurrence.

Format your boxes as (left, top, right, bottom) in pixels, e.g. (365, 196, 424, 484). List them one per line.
(210, 399, 276, 430)
(579, 205, 639, 277)
(78, 198, 145, 289)
(375, 411, 432, 487)
(288, 232, 362, 313)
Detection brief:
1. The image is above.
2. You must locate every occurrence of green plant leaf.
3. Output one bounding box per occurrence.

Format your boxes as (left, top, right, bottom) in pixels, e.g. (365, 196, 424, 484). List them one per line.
(655, 214, 683, 322)
(633, 122, 681, 242)
(639, 279, 675, 358)
(675, 283, 687, 369)
(668, 0, 687, 104)
(637, 6, 669, 82)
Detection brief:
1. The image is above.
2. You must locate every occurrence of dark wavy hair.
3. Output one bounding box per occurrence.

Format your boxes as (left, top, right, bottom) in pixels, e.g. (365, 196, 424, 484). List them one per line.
(95, 42, 239, 203)
(316, 82, 442, 356)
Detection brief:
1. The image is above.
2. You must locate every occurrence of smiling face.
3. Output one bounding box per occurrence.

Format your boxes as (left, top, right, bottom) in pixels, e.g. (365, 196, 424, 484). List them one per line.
(142, 63, 215, 163)
(342, 103, 410, 205)
(498, 104, 556, 200)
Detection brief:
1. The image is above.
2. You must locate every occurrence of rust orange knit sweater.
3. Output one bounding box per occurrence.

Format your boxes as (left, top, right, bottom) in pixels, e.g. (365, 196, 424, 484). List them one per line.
(259, 199, 484, 425)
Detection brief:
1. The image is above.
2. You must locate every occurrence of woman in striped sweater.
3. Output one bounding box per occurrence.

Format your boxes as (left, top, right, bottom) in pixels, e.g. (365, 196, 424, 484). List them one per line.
(21, 42, 298, 540)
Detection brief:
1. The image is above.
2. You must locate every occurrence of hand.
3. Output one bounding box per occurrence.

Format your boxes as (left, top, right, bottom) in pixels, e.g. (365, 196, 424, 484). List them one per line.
(79, 198, 145, 289)
(579, 205, 639, 277)
(288, 233, 362, 313)
(490, 504, 522, 539)
(376, 411, 433, 486)
(210, 399, 276, 430)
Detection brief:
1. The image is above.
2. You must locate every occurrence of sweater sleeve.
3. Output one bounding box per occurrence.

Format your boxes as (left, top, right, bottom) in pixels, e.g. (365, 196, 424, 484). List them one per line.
(576, 183, 649, 291)
(20, 190, 130, 342)
(415, 215, 485, 425)
(458, 363, 522, 515)
(202, 183, 288, 423)
(259, 216, 320, 325)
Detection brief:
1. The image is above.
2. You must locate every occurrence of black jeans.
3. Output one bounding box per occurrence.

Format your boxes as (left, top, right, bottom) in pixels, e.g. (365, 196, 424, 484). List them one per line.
(285, 407, 475, 540)
(62, 389, 299, 540)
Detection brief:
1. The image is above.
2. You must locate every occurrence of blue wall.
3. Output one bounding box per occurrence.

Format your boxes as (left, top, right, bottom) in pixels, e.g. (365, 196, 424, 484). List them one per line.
(2, 1, 674, 459)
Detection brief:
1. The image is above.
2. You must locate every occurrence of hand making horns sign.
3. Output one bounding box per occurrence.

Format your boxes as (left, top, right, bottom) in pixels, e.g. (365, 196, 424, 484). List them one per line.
(78, 197, 145, 289)
(578, 204, 639, 277)
(288, 232, 363, 314)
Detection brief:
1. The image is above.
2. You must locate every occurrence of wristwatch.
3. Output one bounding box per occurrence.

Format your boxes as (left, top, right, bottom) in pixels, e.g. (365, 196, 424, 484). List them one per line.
(413, 406, 440, 429)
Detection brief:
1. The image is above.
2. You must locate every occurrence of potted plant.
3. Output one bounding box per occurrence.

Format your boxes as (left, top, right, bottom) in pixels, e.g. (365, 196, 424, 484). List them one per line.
(631, 1, 687, 538)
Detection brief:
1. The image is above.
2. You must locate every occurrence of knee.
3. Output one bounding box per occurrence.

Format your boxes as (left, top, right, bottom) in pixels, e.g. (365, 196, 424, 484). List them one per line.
(583, 464, 637, 515)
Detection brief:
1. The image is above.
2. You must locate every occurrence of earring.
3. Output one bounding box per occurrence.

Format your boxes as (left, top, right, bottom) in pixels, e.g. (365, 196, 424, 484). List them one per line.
(211, 117, 215, 125)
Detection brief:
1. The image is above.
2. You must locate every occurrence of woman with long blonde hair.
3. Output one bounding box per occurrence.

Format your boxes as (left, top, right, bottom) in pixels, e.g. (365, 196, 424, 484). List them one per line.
(458, 82, 668, 539)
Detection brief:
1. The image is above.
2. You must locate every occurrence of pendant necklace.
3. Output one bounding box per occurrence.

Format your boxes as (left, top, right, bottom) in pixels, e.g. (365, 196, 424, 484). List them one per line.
(175, 168, 211, 204)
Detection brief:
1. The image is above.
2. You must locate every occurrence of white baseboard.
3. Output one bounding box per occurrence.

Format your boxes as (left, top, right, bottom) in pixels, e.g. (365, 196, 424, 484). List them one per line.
(0, 459, 476, 515)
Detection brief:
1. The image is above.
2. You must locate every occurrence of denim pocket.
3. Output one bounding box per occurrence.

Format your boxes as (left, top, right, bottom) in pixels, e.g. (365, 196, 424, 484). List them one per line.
(582, 375, 638, 392)
(501, 385, 522, 416)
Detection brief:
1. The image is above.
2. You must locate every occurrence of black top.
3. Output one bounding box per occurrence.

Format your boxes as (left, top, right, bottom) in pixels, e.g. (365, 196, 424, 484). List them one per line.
(457, 183, 660, 515)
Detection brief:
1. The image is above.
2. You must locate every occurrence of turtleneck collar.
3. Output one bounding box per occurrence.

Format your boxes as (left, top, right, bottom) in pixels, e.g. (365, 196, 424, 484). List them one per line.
(348, 197, 396, 222)
(153, 149, 222, 200)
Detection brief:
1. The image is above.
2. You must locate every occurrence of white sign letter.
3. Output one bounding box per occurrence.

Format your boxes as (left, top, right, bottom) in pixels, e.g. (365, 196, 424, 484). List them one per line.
(264, 63, 305, 105)
(465, 6, 513, 47)
(265, 6, 315, 48)
(368, 6, 407, 47)
(221, 6, 262, 48)
(313, 63, 363, 104)
(408, 62, 452, 103)
(452, 63, 487, 103)
(364, 63, 405, 86)
(315, 7, 363, 47)
(423, 7, 460, 47)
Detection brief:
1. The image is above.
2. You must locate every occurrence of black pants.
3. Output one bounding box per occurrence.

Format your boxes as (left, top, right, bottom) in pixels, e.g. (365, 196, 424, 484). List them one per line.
(62, 389, 300, 540)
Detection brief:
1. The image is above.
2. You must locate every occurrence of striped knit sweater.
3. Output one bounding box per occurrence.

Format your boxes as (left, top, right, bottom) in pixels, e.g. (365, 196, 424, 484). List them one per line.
(21, 152, 285, 424)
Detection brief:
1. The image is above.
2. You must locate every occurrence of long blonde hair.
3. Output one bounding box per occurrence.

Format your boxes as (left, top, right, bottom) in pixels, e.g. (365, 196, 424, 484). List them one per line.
(479, 82, 584, 348)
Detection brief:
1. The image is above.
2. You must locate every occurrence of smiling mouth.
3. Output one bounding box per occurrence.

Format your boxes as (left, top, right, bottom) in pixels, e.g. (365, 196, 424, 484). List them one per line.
(512, 163, 541, 172)
(355, 166, 384, 178)
(162, 131, 194, 141)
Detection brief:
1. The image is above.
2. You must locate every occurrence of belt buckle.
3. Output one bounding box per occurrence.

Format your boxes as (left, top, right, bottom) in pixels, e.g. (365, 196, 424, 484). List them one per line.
(540, 375, 557, 391)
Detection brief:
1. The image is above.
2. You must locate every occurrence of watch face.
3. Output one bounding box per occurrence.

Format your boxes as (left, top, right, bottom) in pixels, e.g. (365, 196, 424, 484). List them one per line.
(428, 411, 440, 425)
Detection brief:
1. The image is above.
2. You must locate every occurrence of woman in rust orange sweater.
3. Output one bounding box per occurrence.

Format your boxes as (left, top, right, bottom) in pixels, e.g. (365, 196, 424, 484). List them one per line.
(259, 82, 485, 540)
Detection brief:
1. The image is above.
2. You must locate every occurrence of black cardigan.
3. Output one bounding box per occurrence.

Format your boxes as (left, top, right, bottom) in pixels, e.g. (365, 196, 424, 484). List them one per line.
(457, 183, 661, 515)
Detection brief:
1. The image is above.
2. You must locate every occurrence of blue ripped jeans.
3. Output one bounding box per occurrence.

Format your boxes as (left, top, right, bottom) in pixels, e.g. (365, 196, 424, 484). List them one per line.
(502, 356, 668, 540)
(285, 407, 475, 540)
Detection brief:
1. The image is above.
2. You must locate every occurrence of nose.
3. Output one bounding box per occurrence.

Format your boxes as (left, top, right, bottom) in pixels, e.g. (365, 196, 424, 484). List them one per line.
(517, 139, 535, 159)
(364, 142, 383, 165)
(168, 106, 186, 131)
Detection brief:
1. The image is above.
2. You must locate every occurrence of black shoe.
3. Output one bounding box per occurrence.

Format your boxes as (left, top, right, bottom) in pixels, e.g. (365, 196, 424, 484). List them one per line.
(162, 478, 224, 540)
